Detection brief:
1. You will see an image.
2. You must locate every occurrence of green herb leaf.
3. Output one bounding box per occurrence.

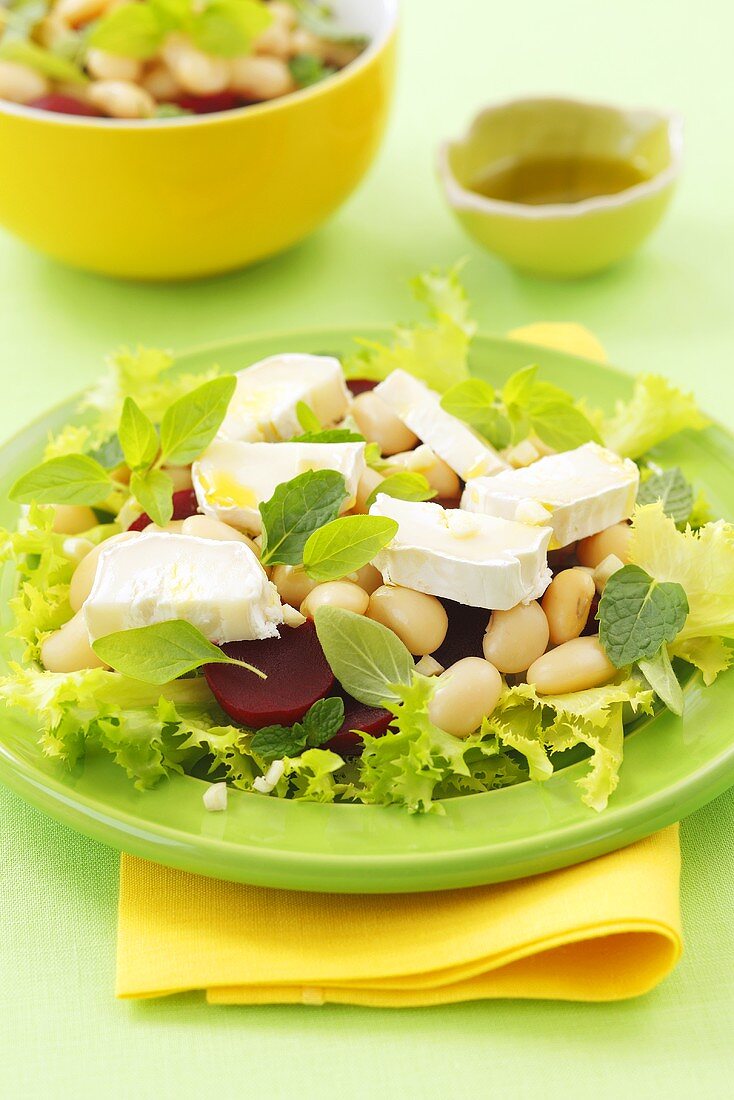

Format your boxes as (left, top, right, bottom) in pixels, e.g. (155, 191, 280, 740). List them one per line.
(303, 515, 397, 581)
(365, 471, 435, 510)
(130, 468, 174, 527)
(638, 644, 684, 716)
(502, 365, 538, 409)
(290, 0, 367, 44)
(291, 428, 365, 445)
(92, 620, 265, 685)
(87, 3, 167, 59)
(529, 399, 602, 451)
(188, 0, 273, 58)
(0, 39, 88, 83)
(440, 379, 512, 449)
(154, 102, 193, 118)
(599, 564, 689, 668)
(295, 401, 321, 433)
(637, 467, 694, 525)
(9, 454, 113, 506)
(313, 606, 414, 708)
(159, 375, 236, 466)
(250, 696, 345, 762)
(259, 469, 348, 567)
(289, 53, 336, 86)
(88, 435, 126, 471)
(118, 397, 159, 472)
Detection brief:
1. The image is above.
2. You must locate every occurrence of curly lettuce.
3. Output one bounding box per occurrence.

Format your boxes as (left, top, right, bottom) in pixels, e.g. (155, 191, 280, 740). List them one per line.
(343, 263, 474, 393)
(601, 374, 709, 459)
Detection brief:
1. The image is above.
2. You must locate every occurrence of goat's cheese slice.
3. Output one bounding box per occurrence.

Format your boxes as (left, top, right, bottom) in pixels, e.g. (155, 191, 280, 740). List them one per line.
(84, 532, 283, 644)
(461, 442, 639, 548)
(218, 353, 350, 442)
(373, 369, 508, 479)
(369, 496, 552, 610)
(193, 439, 366, 533)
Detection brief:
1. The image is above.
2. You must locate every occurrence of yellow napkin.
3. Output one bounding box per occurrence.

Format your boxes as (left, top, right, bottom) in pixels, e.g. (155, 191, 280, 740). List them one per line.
(116, 323, 682, 1005)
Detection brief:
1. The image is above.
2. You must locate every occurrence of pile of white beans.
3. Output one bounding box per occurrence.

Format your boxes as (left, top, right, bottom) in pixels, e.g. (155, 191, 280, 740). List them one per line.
(40, 406, 632, 744)
(0, 1, 362, 118)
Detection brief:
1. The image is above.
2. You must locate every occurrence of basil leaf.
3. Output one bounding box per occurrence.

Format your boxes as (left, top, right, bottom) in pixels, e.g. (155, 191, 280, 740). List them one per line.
(130, 468, 174, 527)
(303, 515, 397, 581)
(314, 606, 413, 708)
(599, 564, 689, 668)
(10, 454, 113, 505)
(118, 397, 159, 472)
(365, 471, 435, 510)
(188, 0, 273, 58)
(291, 428, 365, 445)
(159, 375, 236, 466)
(502, 365, 538, 409)
(92, 620, 265, 685)
(259, 469, 348, 567)
(289, 54, 336, 87)
(441, 379, 513, 449)
(250, 697, 344, 762)
(290, 0, 367, 45)
(638, 644, 684, 716)
(0, 39, 87, 83)
(295, 401, 321, 433)
(637, 467, 694, 525)
(529, 400, 602, 451)
(88, 435, 126, 471)
(87, 3, 167, 59)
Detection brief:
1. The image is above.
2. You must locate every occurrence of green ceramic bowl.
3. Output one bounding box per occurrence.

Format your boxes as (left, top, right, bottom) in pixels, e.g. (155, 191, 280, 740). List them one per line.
(0, 329, 732, 894)
(438, 96, 683, 278)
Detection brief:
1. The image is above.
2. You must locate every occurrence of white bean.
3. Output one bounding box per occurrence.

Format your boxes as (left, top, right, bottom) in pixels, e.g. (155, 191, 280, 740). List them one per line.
(577, 523, 632, 569)
(354, 467, 384, 514)
(87, 80, 155, 119)
(272, 564, 319, 608)
(230, 55, 294, 100)
(69, 531, 138, 612)
(86, 48, 142, 83)
(387, 445, 460, 499)
(41, 610, 105, 673)
(0, 61, 48, 104)
(367, 585, 448, 655)
(350, 392, 419, 456)
(541, 568, 596, 646)
(526, 636, 617, 695)
(428, 657, 502, 738)
(300, 580, 369, 618)
(482, 600, 549, 674)
(52, 504, 97, 536)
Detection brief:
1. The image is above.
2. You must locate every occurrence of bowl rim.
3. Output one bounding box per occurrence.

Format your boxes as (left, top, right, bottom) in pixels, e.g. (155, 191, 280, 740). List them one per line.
(437, 94, 684, 220)
(0, 0, 398, 131)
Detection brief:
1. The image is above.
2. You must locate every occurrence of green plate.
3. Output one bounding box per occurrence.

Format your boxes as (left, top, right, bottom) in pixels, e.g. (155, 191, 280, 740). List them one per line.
(1, 330, 732, 893)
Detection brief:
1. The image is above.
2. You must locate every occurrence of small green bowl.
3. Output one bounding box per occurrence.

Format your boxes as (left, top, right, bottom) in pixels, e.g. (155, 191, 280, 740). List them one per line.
(438, 96, 683, 278)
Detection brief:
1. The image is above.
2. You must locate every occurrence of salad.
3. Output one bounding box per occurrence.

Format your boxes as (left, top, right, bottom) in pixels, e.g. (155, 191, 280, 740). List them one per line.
(1, 265, 732, 815)
(0, 0, 365, 119)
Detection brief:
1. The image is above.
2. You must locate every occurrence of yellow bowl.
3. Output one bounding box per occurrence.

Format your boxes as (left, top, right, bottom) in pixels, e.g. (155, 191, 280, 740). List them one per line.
(438, 96, 683, 279)
(0, 0, 397, 280)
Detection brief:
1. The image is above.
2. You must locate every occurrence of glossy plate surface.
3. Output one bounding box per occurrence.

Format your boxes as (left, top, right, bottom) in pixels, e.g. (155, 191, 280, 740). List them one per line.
(1, 330, 732, 893)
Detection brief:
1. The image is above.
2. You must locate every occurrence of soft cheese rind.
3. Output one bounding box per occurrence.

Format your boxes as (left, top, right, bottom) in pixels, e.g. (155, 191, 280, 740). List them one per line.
(84, 532, 283, 643)
(369, 495, 552, 610)
(374, 369, 508, 480)
(218, 353, 350, 442)
(461, 442, 639, 548)
(193, 439, 366, 533)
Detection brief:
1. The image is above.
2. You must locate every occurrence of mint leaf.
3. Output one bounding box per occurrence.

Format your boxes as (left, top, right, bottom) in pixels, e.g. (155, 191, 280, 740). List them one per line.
(303, 515, 397, 581)
(118, 397, 159, 472)
(9, 454, 113, 505)
(365, 471, 435, 510)
(88, 435, 126, 471)
(638, 644, 684, 716)
(440, 379, 512, 449)
(250, 697, 344, 762)
(302, 696, 344, 745)
(295, 401, 321, 433)
(87, 3, 167, 59)
(502, 365, 538, 409)
(259, 469, 348, 567)
(92, 620, 265, 685)
(637, 467, 694, 525)
(313, 606, 414, 708)
(599, 564, 689, 667)
(289, 54, 337, 87)
(159, 375, 236, 466)
(0, 39, 87, 83)
(130, 468, 174, 527)
(291, 428, 365, 445)
(188, 0, 273, 57)
(529, 399, 602, 451)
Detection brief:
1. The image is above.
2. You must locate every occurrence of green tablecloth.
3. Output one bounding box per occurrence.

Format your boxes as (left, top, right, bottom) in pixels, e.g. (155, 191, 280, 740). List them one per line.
(1, 0, 733, 1093)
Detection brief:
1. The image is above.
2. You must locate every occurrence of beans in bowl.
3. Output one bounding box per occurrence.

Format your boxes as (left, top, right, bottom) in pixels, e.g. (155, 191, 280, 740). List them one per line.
(0, 0, 367, 119)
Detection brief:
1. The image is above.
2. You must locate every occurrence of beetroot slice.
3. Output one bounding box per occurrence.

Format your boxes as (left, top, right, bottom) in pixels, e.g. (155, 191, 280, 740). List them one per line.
(128, 488, 199, 531)
(205, 620, 335, 728)
(175, 91, 243, 114)
(29, 94, 102, 117)
(433, 598, 490, 668)
(347, 378, 378, 397)
(435, 495, 461, 510)
(325, 685, 392, 756)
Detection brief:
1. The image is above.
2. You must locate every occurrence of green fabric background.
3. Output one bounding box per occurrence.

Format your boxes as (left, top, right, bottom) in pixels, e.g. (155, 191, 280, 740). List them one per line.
(1, 0, 733, 1094)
